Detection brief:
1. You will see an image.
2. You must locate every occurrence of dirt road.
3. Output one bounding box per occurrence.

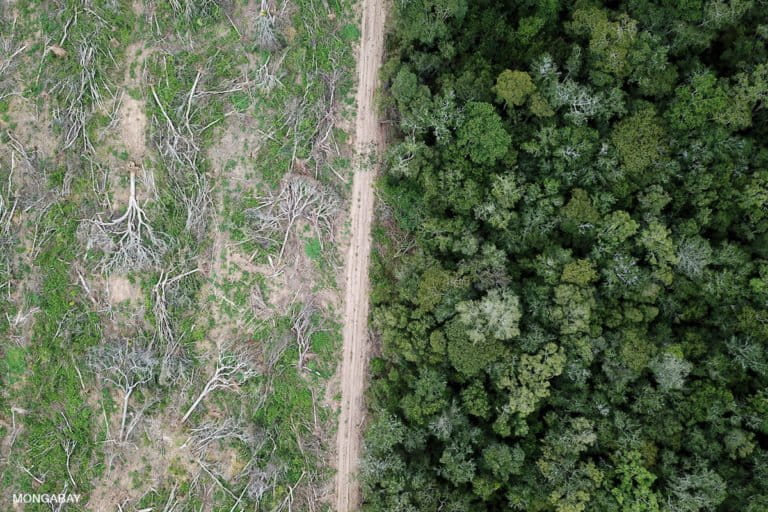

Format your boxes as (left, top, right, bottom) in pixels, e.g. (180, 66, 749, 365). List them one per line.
(334, 0, 386, 510)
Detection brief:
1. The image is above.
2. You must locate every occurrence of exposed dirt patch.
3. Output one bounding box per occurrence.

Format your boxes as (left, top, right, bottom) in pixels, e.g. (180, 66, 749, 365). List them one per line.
(119, 43, 149, 161)
(3, 95, 58, 160)
(119, 95, 147, 160)
(106, 275, 142, 304)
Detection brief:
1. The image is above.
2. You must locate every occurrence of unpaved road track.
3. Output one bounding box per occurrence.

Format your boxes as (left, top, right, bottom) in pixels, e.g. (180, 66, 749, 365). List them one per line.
(335, 0, 387, 510)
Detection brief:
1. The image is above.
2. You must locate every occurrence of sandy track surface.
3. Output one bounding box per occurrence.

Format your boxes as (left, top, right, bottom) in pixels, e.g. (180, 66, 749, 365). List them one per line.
(334, 0, 387, 510)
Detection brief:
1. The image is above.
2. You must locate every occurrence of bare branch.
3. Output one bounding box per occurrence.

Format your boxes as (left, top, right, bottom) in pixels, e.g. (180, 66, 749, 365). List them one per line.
(87, 339, 158, 442)
(153, 268, 200, 386)
(183, 418, 255, 458)
(291, 299, 319, 372)
(245, 175, 339, 263)
(181, 343, 259, 424)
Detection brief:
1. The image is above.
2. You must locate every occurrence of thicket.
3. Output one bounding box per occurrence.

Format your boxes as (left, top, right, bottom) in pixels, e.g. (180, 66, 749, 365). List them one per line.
(363, 1, 768, 511)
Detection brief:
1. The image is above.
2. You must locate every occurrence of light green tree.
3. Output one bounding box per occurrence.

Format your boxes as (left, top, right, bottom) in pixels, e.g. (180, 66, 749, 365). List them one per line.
(493, 69, 535, 107)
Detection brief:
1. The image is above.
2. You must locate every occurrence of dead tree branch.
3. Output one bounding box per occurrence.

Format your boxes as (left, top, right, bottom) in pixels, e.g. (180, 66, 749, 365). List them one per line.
(291, 299, 319, 372)
(181, 344, 258, 423)
(87, 339, 158, 442)
(0, 15, 26, 100)
(153, 268, 199, 385)
(245, 175, 339, 263)
(183, 418, 255, 459)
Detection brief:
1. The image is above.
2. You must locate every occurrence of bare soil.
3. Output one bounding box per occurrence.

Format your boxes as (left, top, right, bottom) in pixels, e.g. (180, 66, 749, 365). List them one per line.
(118, 44, 148, 161)
(106, 274, 142, 304)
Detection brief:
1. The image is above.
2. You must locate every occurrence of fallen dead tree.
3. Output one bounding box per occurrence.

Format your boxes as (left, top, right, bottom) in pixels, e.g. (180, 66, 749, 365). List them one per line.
(245, 175, 339, 263)
(0, 15, 26, 100)
(82, 166, 167, 273)
(149, 73, 204, 244)
(46, 0, 118, 153)
(87, 339, 158, 442)
(149, 72, 234, 241)
(180, 171, 213, 242)
(291, 298, 320, 372)
(181, 342, 259, 423)
(167, 0, 220, 27)
(182, 417, 256, 458)
(152, 268, 199, 385)
(280, 62, 345, 180)
(50, 41, 115, 153)
(308, 67, 344, 169)
(254, 0, 281, 52)
(6, 132, 65, 265)
(6, 131, 55, 212)
(0, 161, 17, 258)
(150, 80, 201, 172)
(183, 417, 284, 508)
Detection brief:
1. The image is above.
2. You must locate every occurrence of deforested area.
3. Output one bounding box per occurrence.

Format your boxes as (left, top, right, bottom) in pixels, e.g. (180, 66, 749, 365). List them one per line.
(0, 0, 357, 510)
(364, 1, 768, 511)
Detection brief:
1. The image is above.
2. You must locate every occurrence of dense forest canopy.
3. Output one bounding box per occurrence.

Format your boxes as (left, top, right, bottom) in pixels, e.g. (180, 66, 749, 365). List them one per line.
(363, 0, 768, 511)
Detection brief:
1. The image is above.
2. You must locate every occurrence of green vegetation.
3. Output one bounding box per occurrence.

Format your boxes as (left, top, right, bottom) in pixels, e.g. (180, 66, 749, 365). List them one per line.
(364, 1, 768, 511)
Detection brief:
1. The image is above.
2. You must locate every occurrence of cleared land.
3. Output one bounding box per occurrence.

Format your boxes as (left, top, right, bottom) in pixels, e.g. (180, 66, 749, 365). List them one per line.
(0, 1, 357, 510)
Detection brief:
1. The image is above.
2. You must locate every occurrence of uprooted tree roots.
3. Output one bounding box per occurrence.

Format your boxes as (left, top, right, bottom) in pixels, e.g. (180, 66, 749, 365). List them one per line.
(81, 166, 167, 273)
